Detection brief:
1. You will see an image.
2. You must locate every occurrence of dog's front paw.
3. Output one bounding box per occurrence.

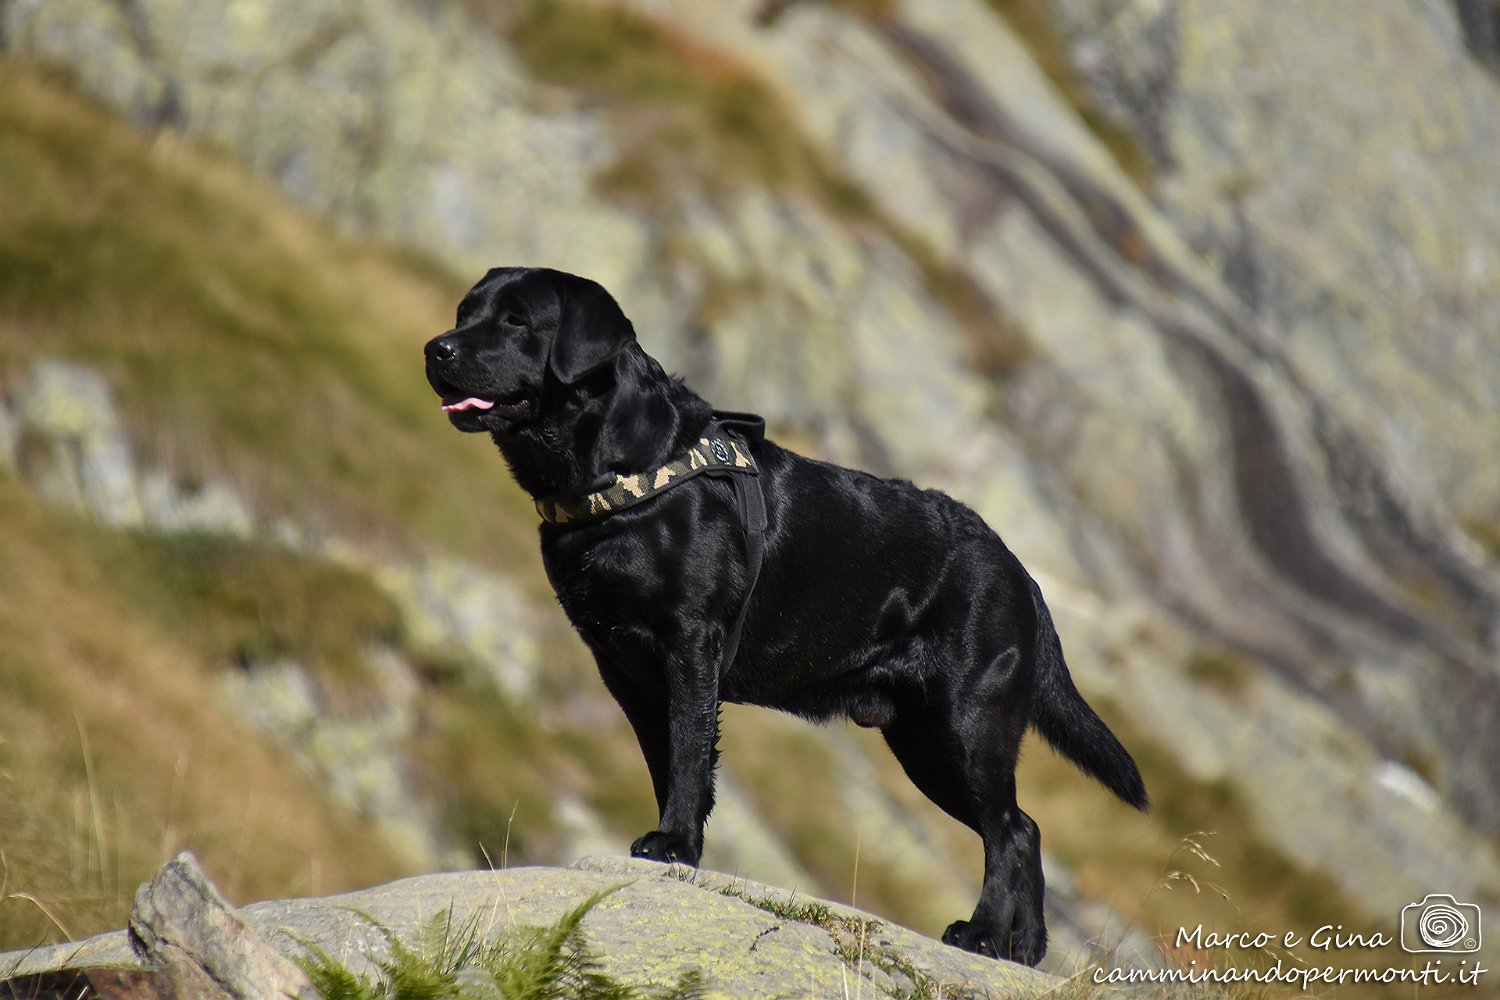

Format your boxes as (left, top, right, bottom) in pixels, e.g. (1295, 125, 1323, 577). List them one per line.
(629, 830, 700, 866)
(943, 918, 1045, 967)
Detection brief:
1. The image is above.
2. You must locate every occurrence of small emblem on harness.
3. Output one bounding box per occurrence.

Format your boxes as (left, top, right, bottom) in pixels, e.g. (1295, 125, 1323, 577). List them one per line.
(711, 439, 730, 463)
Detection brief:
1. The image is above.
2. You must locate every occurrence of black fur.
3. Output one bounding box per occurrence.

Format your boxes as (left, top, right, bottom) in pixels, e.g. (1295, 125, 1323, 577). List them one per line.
(425, 267, 1148, 966)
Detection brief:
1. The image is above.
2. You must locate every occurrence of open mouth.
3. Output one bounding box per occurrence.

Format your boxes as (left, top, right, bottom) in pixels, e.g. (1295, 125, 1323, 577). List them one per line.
(433, 382, 532, 422)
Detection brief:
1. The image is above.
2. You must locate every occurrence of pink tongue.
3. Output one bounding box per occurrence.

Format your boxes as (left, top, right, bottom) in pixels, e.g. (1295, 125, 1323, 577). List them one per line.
(442, 396, 496, 412)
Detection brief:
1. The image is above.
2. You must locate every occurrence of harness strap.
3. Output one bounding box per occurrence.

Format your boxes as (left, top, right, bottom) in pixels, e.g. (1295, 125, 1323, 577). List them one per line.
(705, 410, 766, 677)
(720, 449, 766, 677)
(536, 409, 769, 678)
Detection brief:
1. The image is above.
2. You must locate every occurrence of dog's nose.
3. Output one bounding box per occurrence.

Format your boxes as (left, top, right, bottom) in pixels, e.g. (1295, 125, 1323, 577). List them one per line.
(425, 337, 457, 364)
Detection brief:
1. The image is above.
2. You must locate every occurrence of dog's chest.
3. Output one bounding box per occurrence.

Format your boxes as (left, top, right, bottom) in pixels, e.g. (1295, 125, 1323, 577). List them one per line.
(541, 527, 710, 680)
(545, 549, 644, 632)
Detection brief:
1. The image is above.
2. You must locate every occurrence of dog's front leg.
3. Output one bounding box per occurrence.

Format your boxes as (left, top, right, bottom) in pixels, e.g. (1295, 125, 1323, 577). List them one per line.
(628, 639, 721, 867)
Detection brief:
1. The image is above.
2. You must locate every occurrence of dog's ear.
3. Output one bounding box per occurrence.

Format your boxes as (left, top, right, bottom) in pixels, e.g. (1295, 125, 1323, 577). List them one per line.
(547, 274, 637, 384)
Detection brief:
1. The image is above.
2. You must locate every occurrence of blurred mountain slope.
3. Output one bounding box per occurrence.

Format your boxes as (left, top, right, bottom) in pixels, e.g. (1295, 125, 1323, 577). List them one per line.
(3, 0, 1499, 983)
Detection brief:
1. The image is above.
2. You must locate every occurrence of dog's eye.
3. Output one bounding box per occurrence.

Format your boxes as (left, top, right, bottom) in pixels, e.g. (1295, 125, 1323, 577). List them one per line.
(501, 312, 525, 328)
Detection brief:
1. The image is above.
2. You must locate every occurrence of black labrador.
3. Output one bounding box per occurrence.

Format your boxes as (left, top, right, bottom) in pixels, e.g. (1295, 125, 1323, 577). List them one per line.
(424, 266, 1147, 966)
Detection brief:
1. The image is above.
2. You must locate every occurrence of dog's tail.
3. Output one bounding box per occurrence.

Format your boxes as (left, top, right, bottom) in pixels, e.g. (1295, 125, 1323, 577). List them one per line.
(1028, 580, 1149, 811)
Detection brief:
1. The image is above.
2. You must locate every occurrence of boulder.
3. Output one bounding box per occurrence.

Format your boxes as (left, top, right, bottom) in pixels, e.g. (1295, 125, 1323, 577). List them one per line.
(2, 854, 1062, 999)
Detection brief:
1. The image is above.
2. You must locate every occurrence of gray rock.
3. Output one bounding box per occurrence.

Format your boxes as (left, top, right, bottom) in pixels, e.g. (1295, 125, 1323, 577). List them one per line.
(218, 656, 468, 872)
(10, 361, 260, 536)
(4, 855, 1064, 998)
(138, 470, 256, 538)
(365, 555, 540, 699)
(128, 853, 314, 1000)
(16, 361, 144, 526)
(7, 0, 655, 297)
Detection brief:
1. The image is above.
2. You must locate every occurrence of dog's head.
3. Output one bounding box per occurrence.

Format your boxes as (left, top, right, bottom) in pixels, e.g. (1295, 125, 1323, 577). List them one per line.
(424, 267, 637, 434)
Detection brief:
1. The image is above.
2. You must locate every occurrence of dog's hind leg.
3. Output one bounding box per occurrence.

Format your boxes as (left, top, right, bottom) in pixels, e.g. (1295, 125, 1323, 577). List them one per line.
(881, 646, 1048, 966)
(944, 784, 1047, 966)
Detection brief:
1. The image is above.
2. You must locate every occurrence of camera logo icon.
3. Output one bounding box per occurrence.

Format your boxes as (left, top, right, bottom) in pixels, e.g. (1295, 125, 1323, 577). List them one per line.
(1400, 894, 1481, 953)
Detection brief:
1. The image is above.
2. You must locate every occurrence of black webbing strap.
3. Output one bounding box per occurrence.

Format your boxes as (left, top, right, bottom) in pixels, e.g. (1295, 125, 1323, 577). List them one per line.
(710, 411, 767, 677)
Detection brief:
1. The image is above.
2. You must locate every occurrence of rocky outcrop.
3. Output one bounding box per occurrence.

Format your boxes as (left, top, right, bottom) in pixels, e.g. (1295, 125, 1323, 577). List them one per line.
(1, 854, 1060, 999)
(128, 855, 315, 1000)
(10, 360, 255, 535)
(218, 653, 472, 873)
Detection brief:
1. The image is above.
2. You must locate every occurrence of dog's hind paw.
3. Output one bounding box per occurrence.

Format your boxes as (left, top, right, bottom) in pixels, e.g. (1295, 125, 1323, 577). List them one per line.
(629, 830, 701, 866)
(943, 918, 1045, 967)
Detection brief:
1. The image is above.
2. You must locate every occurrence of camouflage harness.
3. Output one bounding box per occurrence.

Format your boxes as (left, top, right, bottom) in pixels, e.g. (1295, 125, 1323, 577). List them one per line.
(534, 418, 760, 525)
(534, 411, 768, 674)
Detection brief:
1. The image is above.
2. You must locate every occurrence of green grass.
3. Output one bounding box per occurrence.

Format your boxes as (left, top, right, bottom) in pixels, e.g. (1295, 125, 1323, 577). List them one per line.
(410, 681, 565, 867)
(718, 709, 973, 939)
(410, 666, 670, 870)
(1182, 647, 1255, 701)
(1466, 518, 1500, 560)
(716, 715, 866, 897)
(505, 0, 874, 215)
(296, 888, 708, 1000)
(87, 530, 404, 691)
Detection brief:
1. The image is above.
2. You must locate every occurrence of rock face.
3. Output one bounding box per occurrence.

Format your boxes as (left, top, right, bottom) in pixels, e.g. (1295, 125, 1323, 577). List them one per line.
(9, 361, 254, 535)
(1, 854, 1059, 999)
(7, 0, 1500, 955)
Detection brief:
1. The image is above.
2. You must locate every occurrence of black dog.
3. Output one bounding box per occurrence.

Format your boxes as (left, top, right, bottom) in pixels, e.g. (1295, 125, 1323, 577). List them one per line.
(425, 266, 1147, 966)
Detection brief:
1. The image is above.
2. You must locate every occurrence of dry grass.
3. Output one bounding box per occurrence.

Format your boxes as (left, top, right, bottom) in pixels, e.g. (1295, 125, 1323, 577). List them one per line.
(0, 484, 414, 950)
